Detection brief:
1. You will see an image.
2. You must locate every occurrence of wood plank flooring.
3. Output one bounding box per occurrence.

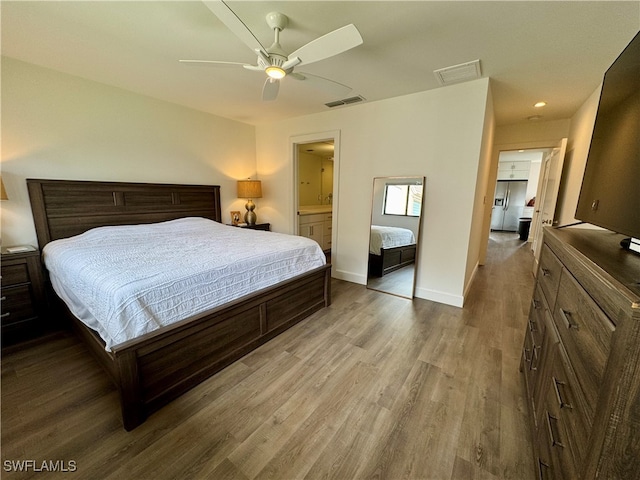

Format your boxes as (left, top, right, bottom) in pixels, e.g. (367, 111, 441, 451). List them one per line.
(1, 232, 536, 479)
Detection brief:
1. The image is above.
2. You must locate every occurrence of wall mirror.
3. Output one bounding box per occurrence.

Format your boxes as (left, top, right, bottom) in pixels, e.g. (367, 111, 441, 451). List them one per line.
(367, 176, 425, 298)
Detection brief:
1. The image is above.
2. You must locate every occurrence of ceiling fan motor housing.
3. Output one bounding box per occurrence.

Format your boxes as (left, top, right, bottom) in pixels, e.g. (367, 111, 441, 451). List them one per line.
(265, 12, 288, 31)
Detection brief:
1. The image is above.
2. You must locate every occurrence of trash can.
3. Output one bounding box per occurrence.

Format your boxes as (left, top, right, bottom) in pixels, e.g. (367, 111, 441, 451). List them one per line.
(518, 217, 532, 241)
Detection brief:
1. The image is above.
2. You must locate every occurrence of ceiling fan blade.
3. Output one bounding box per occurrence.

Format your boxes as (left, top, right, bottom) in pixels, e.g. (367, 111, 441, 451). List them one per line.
(262, 78, 280, 101)
(203, 0, 268, 56)
(291, 72, 352, 98)
(289, 24, 363, 66)
(179, 60, 249, 67)
(281, 57, 302, 71)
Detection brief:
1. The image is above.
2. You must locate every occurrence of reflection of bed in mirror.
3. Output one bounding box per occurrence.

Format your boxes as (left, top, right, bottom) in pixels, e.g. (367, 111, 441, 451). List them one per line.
(368, 225, 416, 277)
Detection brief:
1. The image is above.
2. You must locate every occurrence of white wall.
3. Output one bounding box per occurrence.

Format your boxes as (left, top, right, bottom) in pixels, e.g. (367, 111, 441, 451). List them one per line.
(556, 85, 602, 226)
(494, 119, 571, 146)
(468, 83, 495, 290)
(1, 57, 493, 308)
(256, 78, 492, 307)
(1, 58, 256, 246)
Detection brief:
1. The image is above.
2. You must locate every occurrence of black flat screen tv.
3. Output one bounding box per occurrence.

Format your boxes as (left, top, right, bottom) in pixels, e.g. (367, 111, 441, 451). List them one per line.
(575, 30, 640, 240)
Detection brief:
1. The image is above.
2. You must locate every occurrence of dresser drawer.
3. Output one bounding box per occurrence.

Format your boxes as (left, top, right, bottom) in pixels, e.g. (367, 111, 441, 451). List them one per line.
(536, 439, 554, 480)
(542, 408, 579, 479)
(528, 284, 547, 348)
(538, 245, 563, 309)
(553, 269, 614, 416)
(522, 325, 538, 398)
(1, 285, 37, 324)
(547, 343, 592, 466)
(1, 263, 30, 287)
(299, 213, 326, 224)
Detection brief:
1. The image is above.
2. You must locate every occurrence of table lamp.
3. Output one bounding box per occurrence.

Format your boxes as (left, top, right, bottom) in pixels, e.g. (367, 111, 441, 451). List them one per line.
(237, 180, 262, 225)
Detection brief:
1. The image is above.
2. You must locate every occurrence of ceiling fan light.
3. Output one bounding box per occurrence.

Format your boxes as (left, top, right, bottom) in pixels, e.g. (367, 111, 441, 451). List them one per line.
(266, 66, 286, 79)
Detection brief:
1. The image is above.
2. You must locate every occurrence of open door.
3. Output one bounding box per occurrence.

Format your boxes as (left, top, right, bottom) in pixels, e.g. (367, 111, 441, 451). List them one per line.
(531, 137, 567, 274)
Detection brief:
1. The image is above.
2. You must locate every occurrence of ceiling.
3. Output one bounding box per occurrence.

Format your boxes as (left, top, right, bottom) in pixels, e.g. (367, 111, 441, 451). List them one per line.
(2, 1, 638, 126)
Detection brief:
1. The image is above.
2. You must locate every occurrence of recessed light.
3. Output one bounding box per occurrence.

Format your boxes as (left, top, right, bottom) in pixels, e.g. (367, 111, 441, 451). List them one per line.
(527, 115, 542, 121)
(534, 101, 547, 108)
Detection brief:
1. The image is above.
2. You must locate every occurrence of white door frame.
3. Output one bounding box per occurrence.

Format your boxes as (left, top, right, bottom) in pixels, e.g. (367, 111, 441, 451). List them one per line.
(531, 137, 568, 274)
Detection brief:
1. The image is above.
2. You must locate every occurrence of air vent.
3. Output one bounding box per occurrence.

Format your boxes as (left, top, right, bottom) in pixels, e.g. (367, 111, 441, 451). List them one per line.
(325, 95, 366, 108)
(433, 59, 482, 86)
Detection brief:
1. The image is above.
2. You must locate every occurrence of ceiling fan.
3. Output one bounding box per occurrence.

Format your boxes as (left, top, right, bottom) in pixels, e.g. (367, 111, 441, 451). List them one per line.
(180, 0, 364, 101)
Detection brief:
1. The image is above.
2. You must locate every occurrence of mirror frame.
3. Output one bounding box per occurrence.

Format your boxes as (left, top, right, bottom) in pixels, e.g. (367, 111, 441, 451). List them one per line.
(366, 176, 425, 298)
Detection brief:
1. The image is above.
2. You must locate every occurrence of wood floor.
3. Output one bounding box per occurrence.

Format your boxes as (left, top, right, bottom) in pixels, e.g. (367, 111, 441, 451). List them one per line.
(1, 232, 536, 479)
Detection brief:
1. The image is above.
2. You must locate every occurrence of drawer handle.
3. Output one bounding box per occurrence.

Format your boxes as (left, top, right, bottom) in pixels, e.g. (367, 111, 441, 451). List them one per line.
(530, 347, 539, 371)
(529, 319, 537, 333)
(559, 309, 578, 330)
(541, 268, 551, 277)
(523, 347, 532, 364)
(552, 377, 572, 410)
(532, 298, 541, 310)
(538, 459, 551, 480)
(0, 312, 10, 319)
(546, 412, 564, 448)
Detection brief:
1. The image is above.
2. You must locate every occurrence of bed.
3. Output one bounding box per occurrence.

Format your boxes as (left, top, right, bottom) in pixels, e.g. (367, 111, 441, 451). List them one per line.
(368, 225, 417, 277)
(27, 179, 331, 430)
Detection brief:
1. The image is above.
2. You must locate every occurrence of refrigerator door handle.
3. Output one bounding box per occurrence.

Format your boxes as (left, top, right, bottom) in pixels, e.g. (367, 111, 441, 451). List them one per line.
(504, 189, 510, 211)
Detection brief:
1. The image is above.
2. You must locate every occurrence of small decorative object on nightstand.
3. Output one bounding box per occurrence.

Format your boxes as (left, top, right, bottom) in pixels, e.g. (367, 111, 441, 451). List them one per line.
(238, 223, 270, 231)
(230, 210, 242, 226)
(237, 179, 262, 226)
(1, 247, 47, 347)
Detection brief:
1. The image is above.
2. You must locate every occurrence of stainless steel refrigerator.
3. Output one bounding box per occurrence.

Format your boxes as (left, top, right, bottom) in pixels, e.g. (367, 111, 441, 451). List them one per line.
(490, 180, 527, 231)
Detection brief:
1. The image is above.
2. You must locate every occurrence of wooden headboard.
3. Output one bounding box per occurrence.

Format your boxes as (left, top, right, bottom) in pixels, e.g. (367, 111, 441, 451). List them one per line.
(27, 179, 222, 250)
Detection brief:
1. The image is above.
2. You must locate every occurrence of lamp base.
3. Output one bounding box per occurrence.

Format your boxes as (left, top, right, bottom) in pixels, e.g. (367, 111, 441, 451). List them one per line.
(244, 199, 257, 225)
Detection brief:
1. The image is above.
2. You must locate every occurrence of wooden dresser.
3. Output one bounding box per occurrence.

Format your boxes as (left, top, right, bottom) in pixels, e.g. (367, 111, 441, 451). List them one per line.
(521, 227, 640, 479)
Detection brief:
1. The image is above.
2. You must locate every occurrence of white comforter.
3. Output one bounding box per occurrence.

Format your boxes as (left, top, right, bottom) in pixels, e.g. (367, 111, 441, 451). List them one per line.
(43, 217, 326, 351)
(369, 225, 416, 255)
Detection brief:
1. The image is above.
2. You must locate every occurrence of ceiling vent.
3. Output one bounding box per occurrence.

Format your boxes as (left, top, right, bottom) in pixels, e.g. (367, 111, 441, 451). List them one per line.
(433, 59, 482, 86)
(325, 95, 366, 108)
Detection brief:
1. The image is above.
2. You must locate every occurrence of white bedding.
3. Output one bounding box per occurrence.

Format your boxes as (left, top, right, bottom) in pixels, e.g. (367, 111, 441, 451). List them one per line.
(43, 217, 326, 351)
(369, 225, 416, 255)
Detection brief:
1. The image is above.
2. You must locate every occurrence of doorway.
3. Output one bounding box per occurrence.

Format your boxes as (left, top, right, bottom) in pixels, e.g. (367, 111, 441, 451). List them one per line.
(291, 131, 340, 266)
(490, 149, 548, 235)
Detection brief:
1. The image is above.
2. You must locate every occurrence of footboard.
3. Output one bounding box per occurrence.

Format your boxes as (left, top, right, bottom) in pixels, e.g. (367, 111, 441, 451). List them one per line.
(369, 244, 416, 277)
(111, 264, 331, 430)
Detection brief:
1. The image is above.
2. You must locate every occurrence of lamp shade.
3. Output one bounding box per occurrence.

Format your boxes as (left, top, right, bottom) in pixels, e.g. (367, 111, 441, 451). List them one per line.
(237, 180, 262, 199)
(0, 176, 8, 201)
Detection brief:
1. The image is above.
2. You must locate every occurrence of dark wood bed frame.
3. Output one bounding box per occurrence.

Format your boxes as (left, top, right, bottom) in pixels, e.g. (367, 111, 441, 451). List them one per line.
(368, 244, 416, 277)
(27, 179, 331, 431)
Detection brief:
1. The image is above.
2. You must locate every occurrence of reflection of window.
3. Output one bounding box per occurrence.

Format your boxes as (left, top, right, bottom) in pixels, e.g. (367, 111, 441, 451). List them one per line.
(383, 184, 423, 216)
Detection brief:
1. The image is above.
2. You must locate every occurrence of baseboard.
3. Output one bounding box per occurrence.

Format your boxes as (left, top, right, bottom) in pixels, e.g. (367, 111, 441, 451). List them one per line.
(414, 287, 463, 308)
(463, 261, 480, 301)
(332, 269, 366, 285)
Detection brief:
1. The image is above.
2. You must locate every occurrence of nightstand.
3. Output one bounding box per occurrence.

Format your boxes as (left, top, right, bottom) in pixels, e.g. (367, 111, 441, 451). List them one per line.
(1, 248, 47, 347)
(236, 223, 271, 231)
